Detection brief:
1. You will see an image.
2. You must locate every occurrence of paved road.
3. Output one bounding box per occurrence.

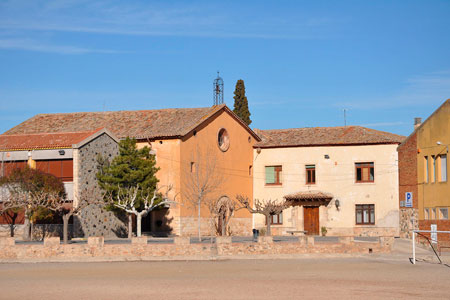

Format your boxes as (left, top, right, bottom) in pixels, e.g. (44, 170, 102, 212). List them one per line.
(0, 255, 449, 300)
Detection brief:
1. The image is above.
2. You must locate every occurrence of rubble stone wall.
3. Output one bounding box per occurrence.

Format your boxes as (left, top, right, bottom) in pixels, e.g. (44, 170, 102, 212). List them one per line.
(0, 236, 393, 262)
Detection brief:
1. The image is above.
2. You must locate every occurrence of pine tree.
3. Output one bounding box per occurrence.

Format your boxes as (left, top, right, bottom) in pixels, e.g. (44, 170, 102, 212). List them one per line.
(233, 79, 252, 126)
(96, 137, 160, 236)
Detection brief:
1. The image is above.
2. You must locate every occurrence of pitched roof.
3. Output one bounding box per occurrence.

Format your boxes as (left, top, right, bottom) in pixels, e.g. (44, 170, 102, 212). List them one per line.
(0, 130, 101, 151)
(254, 126, 405, 148)
(284, 190, 334, 201)
(3, 105, 229, 140)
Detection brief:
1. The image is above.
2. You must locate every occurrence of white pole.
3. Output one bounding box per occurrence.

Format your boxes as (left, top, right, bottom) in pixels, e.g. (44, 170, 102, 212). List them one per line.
(412, 230, 416, 265)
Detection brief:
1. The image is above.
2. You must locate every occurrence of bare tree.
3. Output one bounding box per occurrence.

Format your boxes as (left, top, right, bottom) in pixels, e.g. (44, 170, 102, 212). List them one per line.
(1, 188, 54, 241)
(45, 188, 105, 244)
(0, 208, 21, 237)
(183, 148, 224, 240)
(236, 195, 291, 236)
(207, 196, 236, 236)
(110, 185, 176, 237)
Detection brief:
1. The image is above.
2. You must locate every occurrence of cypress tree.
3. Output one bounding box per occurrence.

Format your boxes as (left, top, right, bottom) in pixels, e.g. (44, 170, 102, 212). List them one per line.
(233, 79, 252, 126)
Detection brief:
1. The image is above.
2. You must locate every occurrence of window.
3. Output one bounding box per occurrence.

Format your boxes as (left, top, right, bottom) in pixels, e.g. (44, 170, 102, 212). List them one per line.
(439, 208, 448, 220)
(0, 161, 27, 177)
(249, 165, 252, 176)
(432, 155, 436, 182)
(355, 162, 374, 183)
(217, 128, 230, 152)
(190, 162, 195, 173)
(432, 208, 437, 220)
(36, 159, 73, 182)
(424, 156, 429, 183)
(355, 204, 375, 225)
(266, 212, 283, 225)
(424, 208, 430, 220)
(265, 166, 282, 185)
(306, 165, 316, 184)
(440, 154, 447, 182)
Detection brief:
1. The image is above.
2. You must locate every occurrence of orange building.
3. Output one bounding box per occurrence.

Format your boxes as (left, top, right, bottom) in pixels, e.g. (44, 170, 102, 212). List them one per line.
(1, 105, 259, 237)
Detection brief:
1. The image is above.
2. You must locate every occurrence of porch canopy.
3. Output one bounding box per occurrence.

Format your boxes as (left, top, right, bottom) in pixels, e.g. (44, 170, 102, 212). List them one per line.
(284, 190, 333, 206)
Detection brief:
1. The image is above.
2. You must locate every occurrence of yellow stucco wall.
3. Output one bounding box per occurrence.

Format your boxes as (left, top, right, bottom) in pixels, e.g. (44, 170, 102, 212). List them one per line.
(417, 100, 450, 219)
(253, 144, 400, 236)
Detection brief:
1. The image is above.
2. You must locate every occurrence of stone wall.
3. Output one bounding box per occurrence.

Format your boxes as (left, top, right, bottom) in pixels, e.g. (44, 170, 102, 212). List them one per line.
(399, 208, 419, 238)
(74, 133, 124, 238)
(0, 236, 393, 262)
(178, 217, 252, 236)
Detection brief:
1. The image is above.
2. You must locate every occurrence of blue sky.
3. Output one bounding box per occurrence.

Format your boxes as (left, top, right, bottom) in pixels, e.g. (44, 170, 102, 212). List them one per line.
(0, 0, 449, 136)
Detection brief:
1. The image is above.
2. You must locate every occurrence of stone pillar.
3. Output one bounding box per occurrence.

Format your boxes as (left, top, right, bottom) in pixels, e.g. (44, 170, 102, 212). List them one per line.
(298, 236, 307, 246)
(174, 236, 190, 245)
(340, 236, 352, 245)
(216, 236, 232, 244)
(0, 237, 15, 246)
(44, 237, 60, 247)
(258, 236, 273, 244)
(131, 236, 148, 245)
(88, 236, 104, 247)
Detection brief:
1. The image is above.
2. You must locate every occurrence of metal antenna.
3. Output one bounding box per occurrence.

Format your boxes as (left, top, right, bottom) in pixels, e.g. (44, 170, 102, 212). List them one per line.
(213, 71, 224, 106)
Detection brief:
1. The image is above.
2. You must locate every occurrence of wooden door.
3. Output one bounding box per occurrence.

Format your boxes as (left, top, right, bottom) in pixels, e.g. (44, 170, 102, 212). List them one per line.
(303, 206, 319, 235)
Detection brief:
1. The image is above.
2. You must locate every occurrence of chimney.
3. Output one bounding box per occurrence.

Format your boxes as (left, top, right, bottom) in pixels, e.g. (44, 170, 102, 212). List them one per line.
(414, 117, 422, 130)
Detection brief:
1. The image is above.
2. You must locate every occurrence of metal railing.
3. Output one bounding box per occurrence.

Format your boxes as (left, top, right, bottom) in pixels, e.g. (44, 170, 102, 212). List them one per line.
(412, 230, 450, 265)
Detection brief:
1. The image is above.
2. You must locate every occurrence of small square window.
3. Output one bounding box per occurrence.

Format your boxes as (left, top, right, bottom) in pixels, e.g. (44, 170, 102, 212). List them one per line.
(306, 165, 316, 184)
(439, 208, 448, 220)
(355, 204, 375, 225)
(424, 208, 430, 220)
(266, 212, 283, 225)
(265, 166, 282, 185)
(355, 162, 374, 183)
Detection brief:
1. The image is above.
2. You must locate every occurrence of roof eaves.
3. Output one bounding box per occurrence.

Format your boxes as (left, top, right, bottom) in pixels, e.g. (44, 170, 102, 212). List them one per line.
(254, 141, 403, 149)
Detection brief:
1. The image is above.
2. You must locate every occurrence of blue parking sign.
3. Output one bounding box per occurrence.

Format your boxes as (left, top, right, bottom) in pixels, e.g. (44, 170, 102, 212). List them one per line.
(405, 192, 413, 207)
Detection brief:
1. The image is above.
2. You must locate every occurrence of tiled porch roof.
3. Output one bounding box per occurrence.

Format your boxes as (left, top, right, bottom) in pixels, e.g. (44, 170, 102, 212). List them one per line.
(284, 190, 334, 201)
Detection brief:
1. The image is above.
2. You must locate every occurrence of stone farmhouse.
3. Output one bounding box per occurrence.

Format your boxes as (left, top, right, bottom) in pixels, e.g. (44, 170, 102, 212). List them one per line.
(252, 126, 404, 237)
(398, 99, 449, 244)
(0, 104, 259, 237)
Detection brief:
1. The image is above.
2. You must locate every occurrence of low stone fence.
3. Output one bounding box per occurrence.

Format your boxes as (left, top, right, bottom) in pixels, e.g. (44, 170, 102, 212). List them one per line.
(0, 236, 394, 262)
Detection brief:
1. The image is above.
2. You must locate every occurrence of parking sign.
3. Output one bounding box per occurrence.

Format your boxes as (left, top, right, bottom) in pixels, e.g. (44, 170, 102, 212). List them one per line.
(405, 192, 413, 208)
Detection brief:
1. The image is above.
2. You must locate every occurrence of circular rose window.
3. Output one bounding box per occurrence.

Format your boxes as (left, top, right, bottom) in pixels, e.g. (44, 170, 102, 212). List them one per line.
(217, 128, 230, 152)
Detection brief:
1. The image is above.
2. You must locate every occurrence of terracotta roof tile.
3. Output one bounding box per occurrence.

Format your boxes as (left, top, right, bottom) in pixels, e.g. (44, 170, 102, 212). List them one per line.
(254, 126, 405, 148)
(284, 190, 334, 201)
(0, 130, 100, 151)
(3, 105, 225, 139)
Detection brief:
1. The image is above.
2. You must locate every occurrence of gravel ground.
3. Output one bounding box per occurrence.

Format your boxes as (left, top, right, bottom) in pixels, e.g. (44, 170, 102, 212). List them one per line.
(0, 256, 449, 300)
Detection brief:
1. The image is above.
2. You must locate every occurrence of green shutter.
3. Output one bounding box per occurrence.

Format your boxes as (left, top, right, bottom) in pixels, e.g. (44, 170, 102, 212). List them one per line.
(265, 166, 275, 184)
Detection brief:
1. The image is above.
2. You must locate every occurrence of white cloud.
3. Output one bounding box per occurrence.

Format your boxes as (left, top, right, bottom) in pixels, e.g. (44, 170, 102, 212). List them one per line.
(0, 1, 337, 40)
(334, 72, 450, 110)
(0, 38, 122, 54)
